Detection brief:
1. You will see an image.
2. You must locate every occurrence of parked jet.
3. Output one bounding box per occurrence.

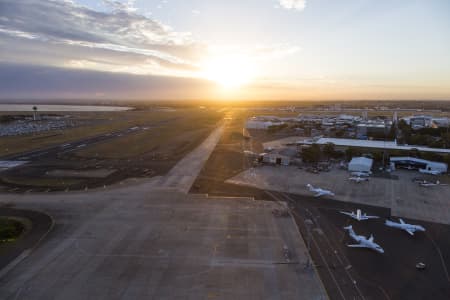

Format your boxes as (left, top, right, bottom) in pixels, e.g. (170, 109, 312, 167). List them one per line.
(306, 184, 335, 197)
(385, 218, 425, 235)
(340, 209, 379, 221)
(349, 176, 369, 183)
(419, 168, 441, 175)
(343, 225, 384, 253)
(419, 180, 446, 187)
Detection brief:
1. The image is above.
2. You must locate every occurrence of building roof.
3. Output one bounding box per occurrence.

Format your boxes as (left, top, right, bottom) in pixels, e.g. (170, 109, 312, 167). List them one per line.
(349, 157, 373, 166)
(298, 137, 450, 154)
(390, 156, 447, 167)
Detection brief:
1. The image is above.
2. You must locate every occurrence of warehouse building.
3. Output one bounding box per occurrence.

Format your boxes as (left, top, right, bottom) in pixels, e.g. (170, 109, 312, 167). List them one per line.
(348, 157, 373, 173)
(297, 137, 450, 154)
(390, 157, 447, 173)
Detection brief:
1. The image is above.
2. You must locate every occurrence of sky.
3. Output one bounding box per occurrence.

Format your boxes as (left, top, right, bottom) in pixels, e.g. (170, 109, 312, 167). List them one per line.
(1, 0, 450, 101)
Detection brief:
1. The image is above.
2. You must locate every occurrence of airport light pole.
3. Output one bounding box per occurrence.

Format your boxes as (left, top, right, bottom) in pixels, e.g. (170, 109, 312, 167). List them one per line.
(382, 119, 387, 170)
(32, 106, 38, 121)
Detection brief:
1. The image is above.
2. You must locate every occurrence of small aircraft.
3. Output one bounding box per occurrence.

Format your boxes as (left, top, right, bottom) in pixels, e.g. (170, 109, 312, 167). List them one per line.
(340, 209, 379, 221)
(419, 180, 446, 187)
(419, 168, 441, 175)
(385, 218, 425, 235)
(306, 184, 335, 197)
(349, 176, 369, 183)
(351, 172, 370, 177)
(343, 225, 384, 253)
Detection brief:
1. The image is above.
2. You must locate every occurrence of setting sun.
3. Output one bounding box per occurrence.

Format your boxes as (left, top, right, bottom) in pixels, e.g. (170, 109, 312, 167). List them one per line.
(202, 55, 255, 89)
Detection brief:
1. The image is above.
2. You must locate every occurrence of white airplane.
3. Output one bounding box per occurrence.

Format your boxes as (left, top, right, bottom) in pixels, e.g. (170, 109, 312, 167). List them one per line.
(306, 184, 335, 197)
(349, 176, 369, 183)
(419, 168, 441, 175)
(340, 209, 379, 221)
(343, 225, 384, 253)
(385, 218, 425, 235)
(351, 172, 370, 177)
(419, 180, 446, 187)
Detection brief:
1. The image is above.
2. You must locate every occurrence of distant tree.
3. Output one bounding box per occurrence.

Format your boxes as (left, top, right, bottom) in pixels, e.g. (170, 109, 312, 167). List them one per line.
(267, 123, 288, 133)
(302, 144, 321, 163)
(372, 152, 383, 163)
(323, 143, 336, 159)
(345, 147, 362, 161)
(443, 155, 450, 166)
(398, 119, 411, 144)
(421, 151, 442, 162)
(409, 134, 431, 146)
(441, 131, 450, 149)
(335, 129, 345, 138)
(387, 123, 397, 140)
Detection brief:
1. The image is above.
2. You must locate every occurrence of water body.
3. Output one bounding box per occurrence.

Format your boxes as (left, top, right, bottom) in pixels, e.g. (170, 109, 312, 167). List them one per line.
(0, 104, 133, 112)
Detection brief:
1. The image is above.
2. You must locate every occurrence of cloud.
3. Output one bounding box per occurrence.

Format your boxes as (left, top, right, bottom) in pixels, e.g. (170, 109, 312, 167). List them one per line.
(0, 0, 202, 76)
(278, 0, 306, 11)
(0, 62, 217, 100)
(0, 0, 304, 99)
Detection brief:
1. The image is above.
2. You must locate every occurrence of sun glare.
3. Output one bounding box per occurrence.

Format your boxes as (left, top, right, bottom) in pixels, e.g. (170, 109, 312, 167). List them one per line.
(202, 55, 255, 89)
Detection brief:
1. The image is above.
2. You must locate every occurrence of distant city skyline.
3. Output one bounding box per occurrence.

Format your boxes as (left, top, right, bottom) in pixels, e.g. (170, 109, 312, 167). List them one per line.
(1, 0, 450, 101)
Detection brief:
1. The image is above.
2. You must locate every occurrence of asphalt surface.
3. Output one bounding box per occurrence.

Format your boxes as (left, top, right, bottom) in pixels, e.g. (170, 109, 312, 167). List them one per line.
(265, 191, 450, 300)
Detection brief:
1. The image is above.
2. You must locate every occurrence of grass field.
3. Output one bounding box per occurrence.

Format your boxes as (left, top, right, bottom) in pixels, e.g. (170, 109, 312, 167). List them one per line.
(0, 109, 222, 157)
(0, 217, 25, 243)
(74, 109, 222, 159)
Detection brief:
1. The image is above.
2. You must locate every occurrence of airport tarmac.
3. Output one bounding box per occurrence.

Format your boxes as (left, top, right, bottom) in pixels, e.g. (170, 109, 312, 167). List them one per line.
(267, 191, 450, 300)
(227, 165, 450, 224)
(0, 123, 327, 300)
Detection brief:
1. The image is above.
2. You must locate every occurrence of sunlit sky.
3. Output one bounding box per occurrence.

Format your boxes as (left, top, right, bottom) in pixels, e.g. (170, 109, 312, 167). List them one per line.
(1, 0, 450, 101)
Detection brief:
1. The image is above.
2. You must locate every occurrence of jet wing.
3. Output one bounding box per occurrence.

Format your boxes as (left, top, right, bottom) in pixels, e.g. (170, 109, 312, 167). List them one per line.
(364, 215, 379, 219)
(405, 229, 415, 236)
(339, 211, 353, 217)
(314, 192, 325, 197)
(347, 244, 368, 248)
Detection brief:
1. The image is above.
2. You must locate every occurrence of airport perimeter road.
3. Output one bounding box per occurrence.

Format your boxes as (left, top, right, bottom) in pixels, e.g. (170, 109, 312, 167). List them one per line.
(146, 125, 224, 193)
